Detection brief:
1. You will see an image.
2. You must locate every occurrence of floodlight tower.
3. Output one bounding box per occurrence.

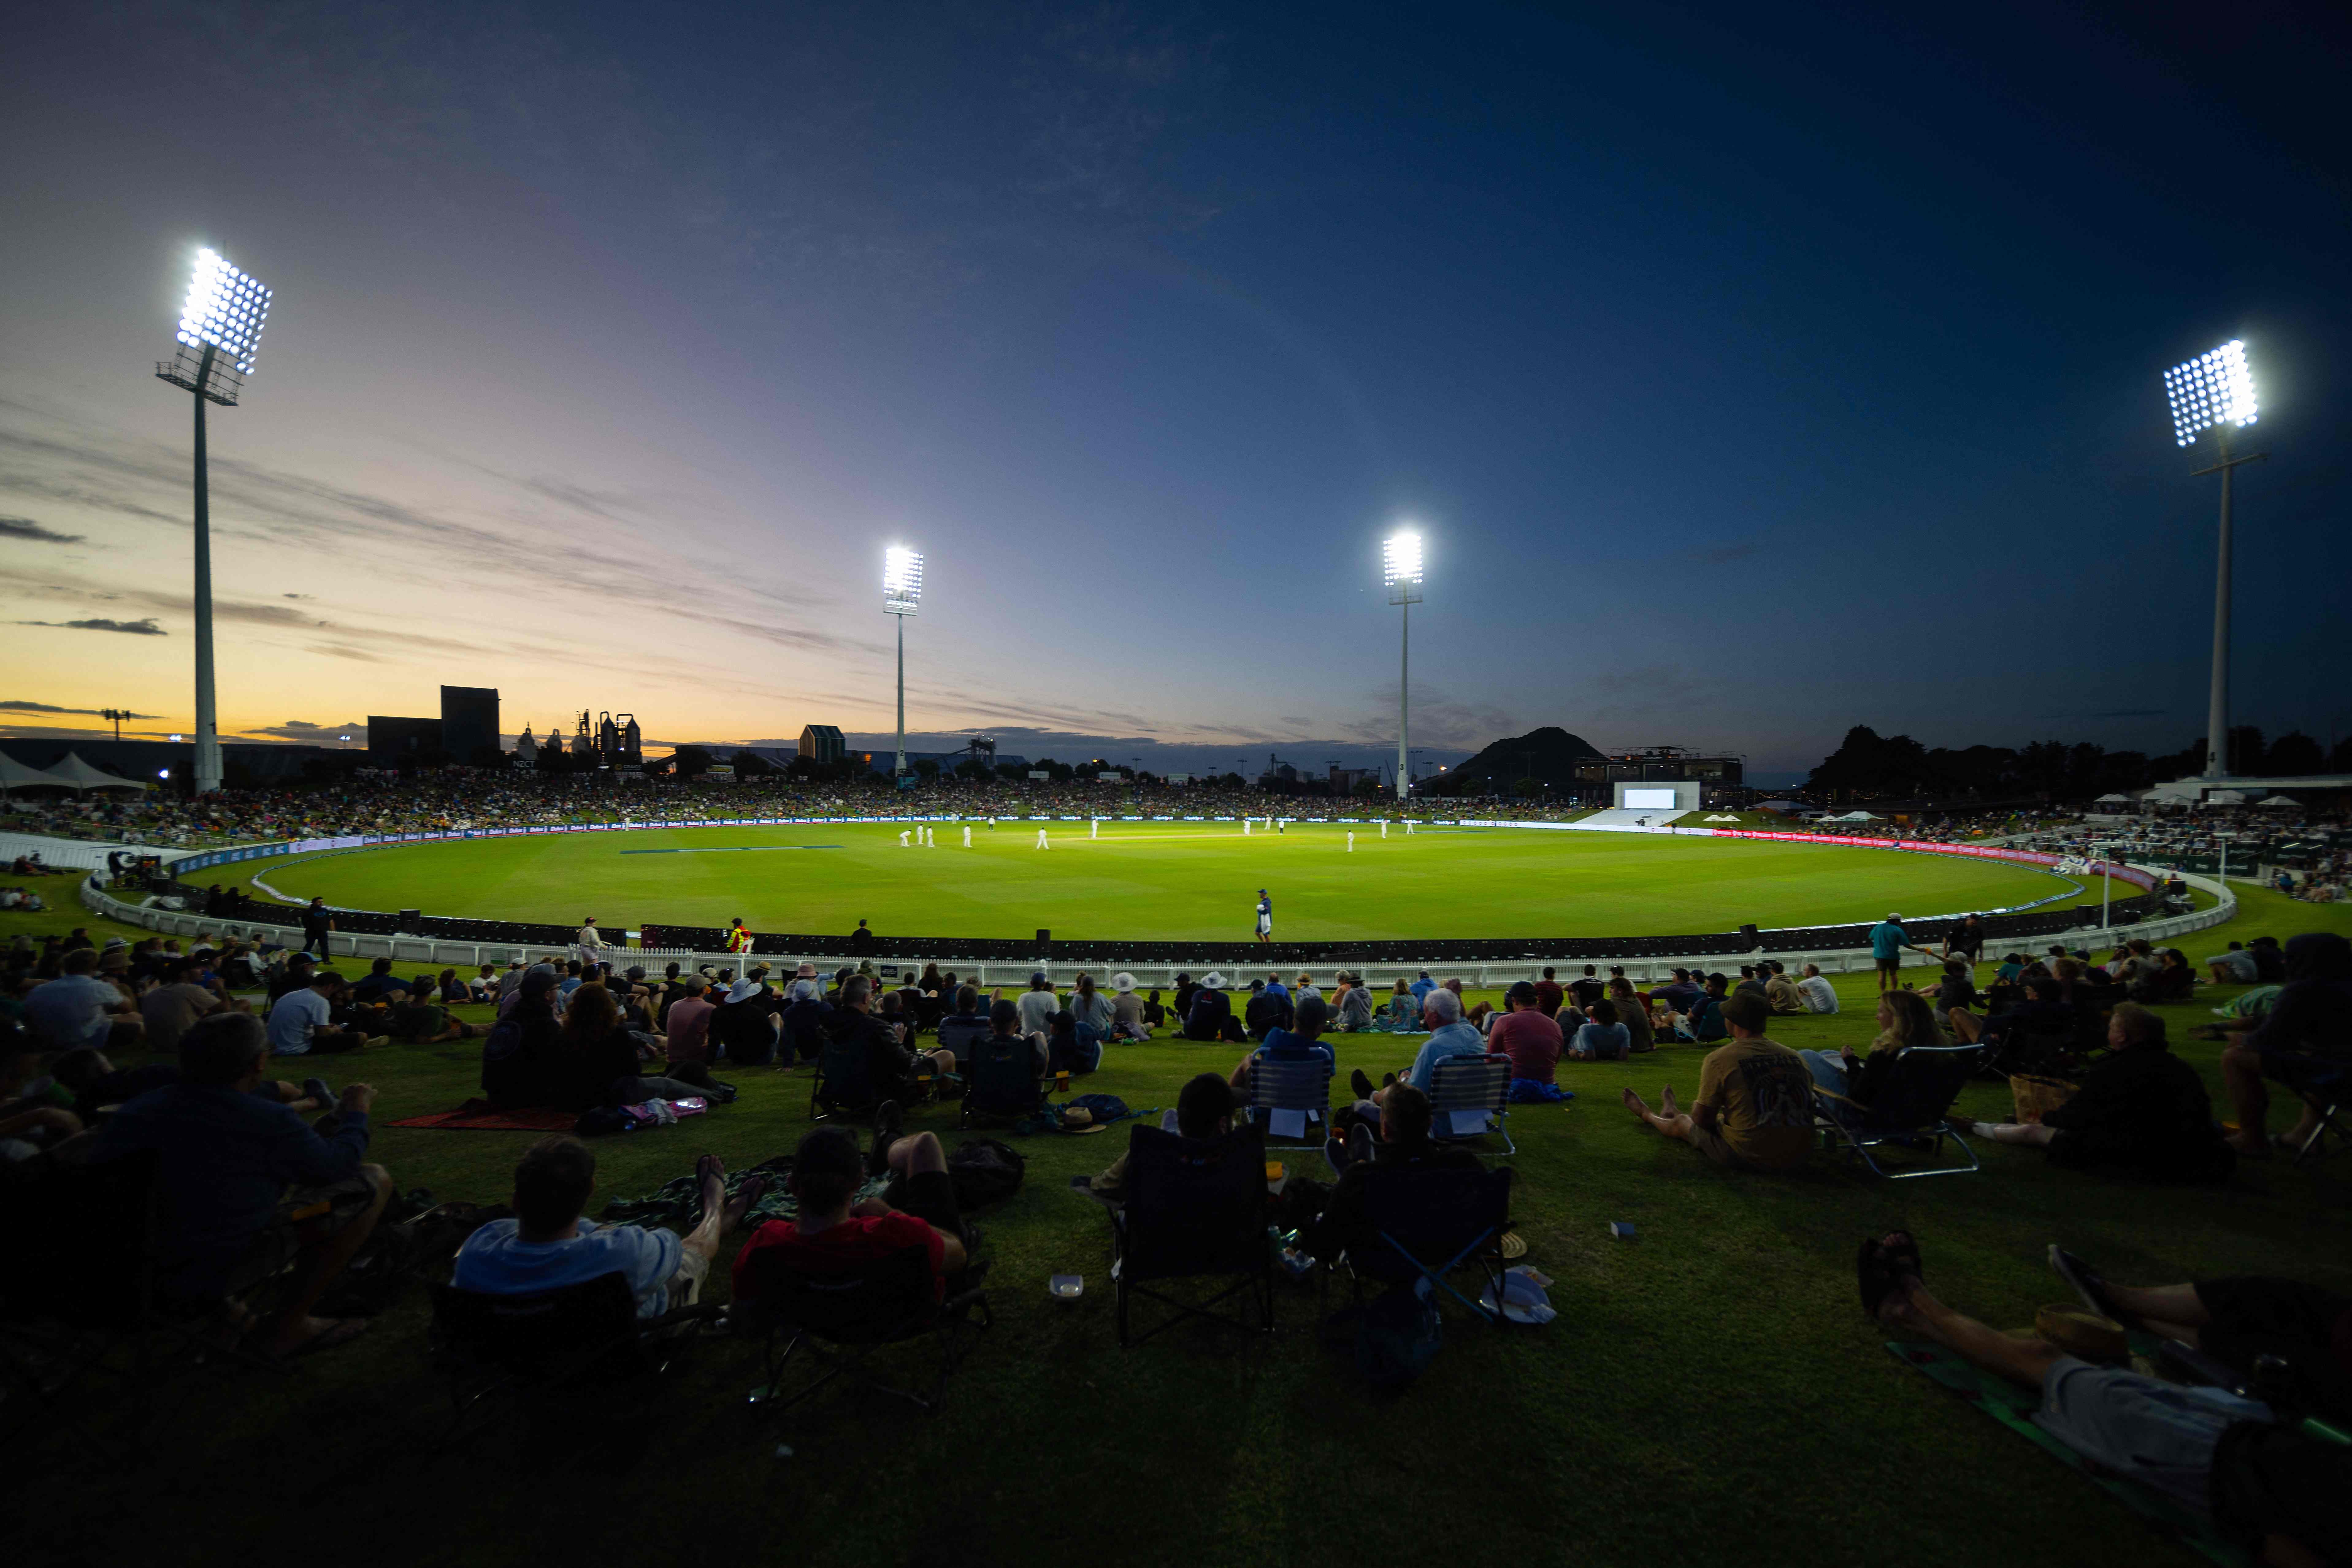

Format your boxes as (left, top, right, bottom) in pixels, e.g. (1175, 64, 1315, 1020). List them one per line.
(882, 545, 925, 778)
(155, 247, 273, 794)
(1383, 530, 1424, 802)
(2162, 340, 2265, 779)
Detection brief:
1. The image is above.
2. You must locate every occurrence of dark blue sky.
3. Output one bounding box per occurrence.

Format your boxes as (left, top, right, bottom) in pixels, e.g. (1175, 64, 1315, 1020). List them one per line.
(3, 2, 2346, 783)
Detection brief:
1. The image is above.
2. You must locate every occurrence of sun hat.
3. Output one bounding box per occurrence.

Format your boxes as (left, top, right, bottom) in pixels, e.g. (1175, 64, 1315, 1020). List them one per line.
(1200, 971, 1229, 989)
(726, 978, 760, 1003)
(1111, 972, 1137, 993)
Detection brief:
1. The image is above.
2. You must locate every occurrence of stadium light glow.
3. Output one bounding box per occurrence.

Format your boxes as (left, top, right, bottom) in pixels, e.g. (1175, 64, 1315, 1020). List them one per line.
(2159, 338, 2267, 780)
(883, 545, 925, 778)
(882, 545, 925, 614)
(1383, 527, 1426, 802)
(155, 244, 277, 796)
(175, 247, 273, 375)
(2164, 340, 2256, 448)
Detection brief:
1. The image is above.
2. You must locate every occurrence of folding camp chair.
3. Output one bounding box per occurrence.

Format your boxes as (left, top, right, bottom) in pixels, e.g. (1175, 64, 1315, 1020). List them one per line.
(1, 1150, 289, 1458)
(427, 1271, 720, 1447)
(1341, 1162, 1515, 1325)
(960, 1033, 1045, 1128)
(737, 1242, 991, 1421)
(2266, 1049, 2350, 1165)
(1239, 1054, 1332, 1147)
(1425, 1054, 1515, 1156)
(1813, 1042, 1986, 1179)
(809, 1032, 879, 1122)
(1109, 1123, 1275, 1348)
(935, 1015, 993, 1072)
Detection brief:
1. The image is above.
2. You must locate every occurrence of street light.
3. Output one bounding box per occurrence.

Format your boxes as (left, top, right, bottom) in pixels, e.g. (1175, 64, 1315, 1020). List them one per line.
(1383, 530, 1424, 803)
(155, 246, 274, 795)
(882, 545, 924, 779)
(2162, 340, 2264, 779)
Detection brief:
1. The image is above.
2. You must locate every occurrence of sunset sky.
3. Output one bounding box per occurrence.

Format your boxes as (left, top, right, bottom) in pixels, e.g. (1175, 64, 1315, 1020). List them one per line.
(5, 3, 2347, 783)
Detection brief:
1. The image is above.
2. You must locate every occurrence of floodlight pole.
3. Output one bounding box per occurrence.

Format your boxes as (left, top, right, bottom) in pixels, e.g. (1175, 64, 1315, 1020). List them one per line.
(894, 612, 907, 779)
(1397, 593, 1409, 802)
(2189, 424, 2267, 779)
(190, 342, 222, 796)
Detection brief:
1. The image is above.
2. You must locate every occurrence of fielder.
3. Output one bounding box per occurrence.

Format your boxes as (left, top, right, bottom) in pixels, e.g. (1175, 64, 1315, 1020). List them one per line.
(1036, 827, 1051, 849)
(1381, 820, 1388, 838)
(1347, 832, 1355, 851)
(899, 829, 911, 847)
(963, 824, 972, 847)
(1254, 889, 1272, 943)
(1090, 819, 1098, 839)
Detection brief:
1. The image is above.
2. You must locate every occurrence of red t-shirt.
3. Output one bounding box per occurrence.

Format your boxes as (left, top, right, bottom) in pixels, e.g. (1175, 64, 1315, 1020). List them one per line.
(732, 1212, 946, 1302)
(1532, 980, 1565, 1016)
(1487, 1009, 1564, 1084)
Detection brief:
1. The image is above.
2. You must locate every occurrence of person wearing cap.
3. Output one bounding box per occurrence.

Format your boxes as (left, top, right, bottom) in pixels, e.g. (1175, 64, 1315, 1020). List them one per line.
(1015, 972, 1060, 1038)
(779, 977, 836, 1063)
(1229, 993, 1335, 1090)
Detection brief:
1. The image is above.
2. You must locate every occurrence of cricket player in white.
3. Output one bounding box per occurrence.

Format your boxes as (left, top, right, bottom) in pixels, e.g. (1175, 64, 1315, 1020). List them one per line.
(899, 829, 911, 847)
(1036, 827, 1050, 849)
(1380, 820, 1388, 838)
(962, 825, 972, 847)
(1090, 819, 1098, 839)
(1244, 819, 1252, 836)
(1347, 832, 1354, 851)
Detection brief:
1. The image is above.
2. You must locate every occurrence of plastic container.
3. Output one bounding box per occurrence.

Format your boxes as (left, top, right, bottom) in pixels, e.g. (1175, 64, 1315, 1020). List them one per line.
(1048, 1274, 1084, 1300)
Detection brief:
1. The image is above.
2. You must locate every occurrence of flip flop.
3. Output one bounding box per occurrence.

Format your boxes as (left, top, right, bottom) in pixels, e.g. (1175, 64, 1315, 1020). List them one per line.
(1882, 1230, 1923, 1284)
(1856, 1238, 1913, 1321)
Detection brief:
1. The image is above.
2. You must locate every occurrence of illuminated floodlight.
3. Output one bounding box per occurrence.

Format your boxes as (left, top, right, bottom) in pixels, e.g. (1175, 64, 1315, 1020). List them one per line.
(1382, 530, 1423, 587)
(174, 247, 273, 375)
(883, 545, 924, 615)
(2163, 339, 2256, 448)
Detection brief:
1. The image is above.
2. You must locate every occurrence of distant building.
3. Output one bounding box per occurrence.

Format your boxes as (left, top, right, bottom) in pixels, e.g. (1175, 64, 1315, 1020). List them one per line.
(366, 715, 444, 768)
(1573, 746, 1744, 795)
(515, 726, 539, 765)
(799, 725, 846, 765)
(440, 685, 500, 762)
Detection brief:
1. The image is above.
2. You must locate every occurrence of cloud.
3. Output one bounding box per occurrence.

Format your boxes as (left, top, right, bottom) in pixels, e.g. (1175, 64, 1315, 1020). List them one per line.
(242, 719, 366, 741)
(0, 700, 160, 717)
(16, 617, 165, 635)
(0, 515, 84, 544)
(282, 592, 313, 600)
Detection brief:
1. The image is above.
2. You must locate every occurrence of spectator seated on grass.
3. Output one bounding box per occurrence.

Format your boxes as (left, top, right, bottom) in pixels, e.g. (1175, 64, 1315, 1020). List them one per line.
(51, 1044, 334, 1125)
(1922, 958, 1982, 1038)
(1605, 978, 1657, 1053)
(1373, 978, 1420, 1031)
(707, 977, 783, 1067)
(558, 982, 727, 1111)
(139, 957, 228, 1056)
(1082, 1071, 1235, 1206)
(1069, 973, 1117, 1056)
(1299, 1083, 1481, 1267)
(1109, 973, 1153, 1041)
(1799, 989, 1949, 1105)
(1, 1022, 86, 1165)
(454, 1137, 763, 1319)
(1228, 994, 1336, 1094)
(1961, 976, 2076, 1060)
(1490, 981, 1565, 1081)
(2220, 932, 2352, 1161)
(936, 984, 995, 1062)
(980, 996, 1050, 1075)
(267, 971, 381, 1057)
(2208, 941, 2261, 985)
(1565, 998, 1630, 1063)
(1861, 1232, 2350, 1566)
(1950, 1003, 2233, 1183)
(1621, 991, 1814, 1173)
(732, 1113, 974, 1319)
(1015, 971, 1060, 1038)
(89, 1012, 390, 1360)
(1183, 973, 1244, 1042)
(25, 947, 141, 1053)
(1796, 963, 1840, 1014)
(1671, 972, 1730, 1043)
(1243, 977, 1291, 1041)
(1331, 972, 1374, 1034)
(1763, 962, 1805, 1014)
(346, 956, 407, 1005)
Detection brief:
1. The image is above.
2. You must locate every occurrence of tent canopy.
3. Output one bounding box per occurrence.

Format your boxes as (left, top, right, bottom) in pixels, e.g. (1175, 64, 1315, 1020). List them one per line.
(0, 753, 75, 792)
(1832, 810, 1881, 822)
(2201, 789, 2248, 807)
(2256, 794, 2301, 807)
(2094, 792, 2134, 803)
(42, 750, 153, 791)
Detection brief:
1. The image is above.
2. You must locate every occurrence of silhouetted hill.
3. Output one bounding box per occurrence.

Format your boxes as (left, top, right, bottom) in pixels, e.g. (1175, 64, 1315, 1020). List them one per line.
(1433, 726, 1603, 793)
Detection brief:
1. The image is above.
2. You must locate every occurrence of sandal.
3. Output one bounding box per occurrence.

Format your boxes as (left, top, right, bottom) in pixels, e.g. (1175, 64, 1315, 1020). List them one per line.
(1882, 1230, 1923, 1284)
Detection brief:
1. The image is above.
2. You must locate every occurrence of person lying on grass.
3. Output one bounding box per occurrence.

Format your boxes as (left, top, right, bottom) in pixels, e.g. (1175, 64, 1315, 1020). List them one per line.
(454, 1135, 762, 1320)
(1620, 991, 1814, 1172)
(1861, 1231, 2350, 1568)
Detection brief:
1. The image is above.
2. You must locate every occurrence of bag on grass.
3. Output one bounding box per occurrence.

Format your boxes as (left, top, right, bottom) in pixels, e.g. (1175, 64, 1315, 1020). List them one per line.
(2008, 1074, 2077, 1125)
(944, 1138, 1026, 1209)
(1352, 1285, 1444, 1390)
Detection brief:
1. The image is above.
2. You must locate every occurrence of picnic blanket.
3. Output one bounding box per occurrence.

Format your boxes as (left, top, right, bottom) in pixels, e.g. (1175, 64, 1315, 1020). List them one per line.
(601, 1156, 890, 1230)
(388, 1102, 579, 1132)
(1886, 1341, 2250, 1568)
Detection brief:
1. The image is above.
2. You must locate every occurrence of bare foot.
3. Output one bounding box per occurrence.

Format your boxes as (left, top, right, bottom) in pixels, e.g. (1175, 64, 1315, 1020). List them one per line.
(1659, 1084, 1681, 1118)
(1621, 1087, 1651, 1119)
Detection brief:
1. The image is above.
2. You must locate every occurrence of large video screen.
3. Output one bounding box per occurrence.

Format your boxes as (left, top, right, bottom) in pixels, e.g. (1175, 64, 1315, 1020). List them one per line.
(1622, 788, 1679, 809)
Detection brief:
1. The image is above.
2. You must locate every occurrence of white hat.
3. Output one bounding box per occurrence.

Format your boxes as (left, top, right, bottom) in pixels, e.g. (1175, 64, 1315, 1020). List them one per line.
(726, 978, 760, 1003)
(1200, 971, 1229, 989)
(1111, 972, 1137, 993)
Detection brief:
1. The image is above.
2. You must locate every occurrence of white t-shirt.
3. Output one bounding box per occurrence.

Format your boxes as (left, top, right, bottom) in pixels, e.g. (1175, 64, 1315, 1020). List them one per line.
(267, 987, 332, 1055)
(1016, 989, 1060, 1036)
(452, 1218, 685, 1318)
(1797, 975, 1839, 1014)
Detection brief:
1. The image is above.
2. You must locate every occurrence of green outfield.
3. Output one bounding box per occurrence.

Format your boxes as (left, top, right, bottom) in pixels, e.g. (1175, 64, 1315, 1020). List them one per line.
(248, 821, 2081, 940)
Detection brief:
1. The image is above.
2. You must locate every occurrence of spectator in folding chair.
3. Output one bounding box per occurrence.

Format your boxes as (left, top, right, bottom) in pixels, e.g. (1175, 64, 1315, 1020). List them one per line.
(1863, 1233, 2352, 1567)
(454, 1138, 763, 1324)
(1228, 994, 1336, 1088)
(2220, 933, 2352, 1160)
(1341, 988, 1485, 1118)
(88, 1012, 391, 1361)
(1299, 1084, 1483, 1266)
(776, 978, 833, 1064)
(1079, 1072, 1235, 1206)
(1798, 989, 1947, 1104)
(732, 1120, 975, 1321)
(838, 976, 958, 1103)
(935, 985, 995, 1069)
(1949, 1004, 2234, 1182)
(1620, 992, 1814, 1173)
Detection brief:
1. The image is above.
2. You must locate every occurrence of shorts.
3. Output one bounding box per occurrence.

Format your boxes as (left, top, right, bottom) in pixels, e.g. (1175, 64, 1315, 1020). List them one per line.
(1681, 1119, 1755, 1171)
(1874, 957, 1900, 975)
(2033, 1355, 2266, 1513)
(2194, 1277, 2352, 1421)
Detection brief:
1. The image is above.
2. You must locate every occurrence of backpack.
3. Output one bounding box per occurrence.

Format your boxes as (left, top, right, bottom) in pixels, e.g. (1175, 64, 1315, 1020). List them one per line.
(1351, 1286, 1444, 1389)
(943, 1137, 1027, 1209)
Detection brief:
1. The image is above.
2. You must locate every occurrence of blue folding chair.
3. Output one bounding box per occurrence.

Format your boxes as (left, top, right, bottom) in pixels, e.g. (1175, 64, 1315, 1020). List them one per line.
(1426, 1054, 1515, 1156)
(1812, 1043, 1985, 1179)
(1240, 1054, 1332, 1147)
(960, 1034, 1044, 1128)
(1345, 1163, 1515, 1325)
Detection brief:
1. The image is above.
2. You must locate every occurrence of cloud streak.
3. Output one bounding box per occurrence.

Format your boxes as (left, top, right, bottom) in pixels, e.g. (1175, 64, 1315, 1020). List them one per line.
(0, 515, 85, 543)
(0, 700, 160, 717)
(17, 617, 166, 635)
